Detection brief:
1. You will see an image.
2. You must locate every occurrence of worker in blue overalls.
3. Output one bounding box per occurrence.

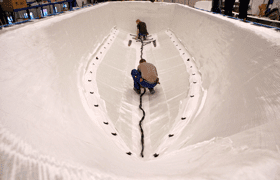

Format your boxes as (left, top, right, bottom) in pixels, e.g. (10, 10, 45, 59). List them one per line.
(131, 59, 159, 95)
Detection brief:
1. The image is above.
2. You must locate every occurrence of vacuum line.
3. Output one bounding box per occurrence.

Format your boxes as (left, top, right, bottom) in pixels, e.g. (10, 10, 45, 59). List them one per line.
(139, 87, 146, 157)
(139, 36, 146, 158)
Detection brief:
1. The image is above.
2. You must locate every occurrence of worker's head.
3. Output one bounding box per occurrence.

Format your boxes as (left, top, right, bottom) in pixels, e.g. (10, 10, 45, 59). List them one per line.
(136, 19, 141, 24)
(139, 59, 146, 64)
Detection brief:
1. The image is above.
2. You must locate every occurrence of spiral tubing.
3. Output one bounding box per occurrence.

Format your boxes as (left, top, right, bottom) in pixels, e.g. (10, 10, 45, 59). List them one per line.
(139, 36, 146, 158)
(139, 87, 146, 157)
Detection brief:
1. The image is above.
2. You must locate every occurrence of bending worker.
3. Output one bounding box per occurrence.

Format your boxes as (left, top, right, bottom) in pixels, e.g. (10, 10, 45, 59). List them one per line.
(136, 19, 148, 40)
(131, 59, 159, 95)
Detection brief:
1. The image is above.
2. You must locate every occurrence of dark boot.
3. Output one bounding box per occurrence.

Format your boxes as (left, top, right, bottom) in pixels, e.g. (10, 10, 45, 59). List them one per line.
(134, 88, 141, 94)
(148, 88, 155, 94)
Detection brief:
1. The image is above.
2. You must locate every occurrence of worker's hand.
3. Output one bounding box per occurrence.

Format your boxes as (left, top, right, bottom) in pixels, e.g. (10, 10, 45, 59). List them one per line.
(157, 78, 160, 84)
(140, 78, 143, 82)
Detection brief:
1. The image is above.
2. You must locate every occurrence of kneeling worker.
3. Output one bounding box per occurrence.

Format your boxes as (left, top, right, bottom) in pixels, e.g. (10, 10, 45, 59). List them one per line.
(131, 59, 159, 94)
(136, 19, 148, 40)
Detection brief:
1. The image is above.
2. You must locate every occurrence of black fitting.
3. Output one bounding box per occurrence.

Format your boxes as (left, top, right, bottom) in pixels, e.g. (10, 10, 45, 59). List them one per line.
(153, 153, 159, 157)
(103, 122, 108, 125)
(169, 134, 174, 137)
(94, 105, 99, 107)
(181, 117, 186, 120)
(111, 133, 117, 136)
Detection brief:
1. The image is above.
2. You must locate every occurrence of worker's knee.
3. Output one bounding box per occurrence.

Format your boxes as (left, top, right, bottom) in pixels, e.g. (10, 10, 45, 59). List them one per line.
(131, 69, 138, 77)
